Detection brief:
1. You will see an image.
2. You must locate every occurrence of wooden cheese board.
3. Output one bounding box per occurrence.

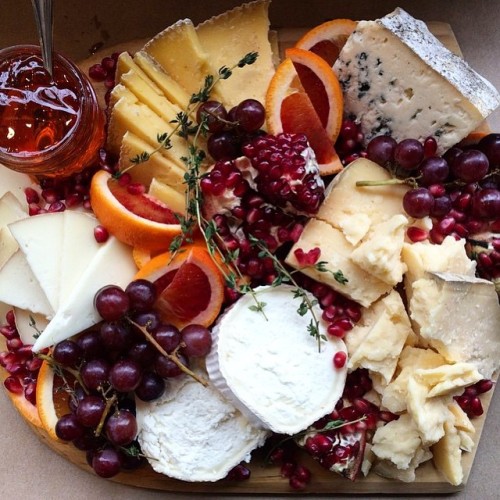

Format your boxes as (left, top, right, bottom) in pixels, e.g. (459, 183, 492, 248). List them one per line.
(1, 20, 498, 496)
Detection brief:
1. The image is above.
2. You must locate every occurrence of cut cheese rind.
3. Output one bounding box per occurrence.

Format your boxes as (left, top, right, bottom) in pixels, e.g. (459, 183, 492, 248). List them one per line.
(32, 236, 136, 352)
(207, 285, 347, 435)
(334, 8, 500, 153)
(136, 371, 269, 482)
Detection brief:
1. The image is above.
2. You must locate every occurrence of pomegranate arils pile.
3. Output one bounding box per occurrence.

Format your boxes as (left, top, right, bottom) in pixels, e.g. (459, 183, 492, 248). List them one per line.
(241, 133, 325, 214)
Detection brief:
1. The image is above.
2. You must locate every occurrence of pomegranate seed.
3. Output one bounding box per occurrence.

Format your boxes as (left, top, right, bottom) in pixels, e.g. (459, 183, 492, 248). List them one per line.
(454, 223, 468, 237)
(353, 397, 377, 414)
(101, 56, 116, 71)
(424, 136, 438, 157)
(475, 379, 494, 394)
(378, 411, 399, 423)
(226, 464, 251, 481)
(0, 325, 17, 340)
(4, 376, 23, 394)
(24, 187, 40, 203)
(26, 357, 43, 372)
(268, 447, 285, 464)
(464, 385, 478, 397)
(94, 225, 109, 243)
(407, 226, 429, 242)
(127, 182, 146, 195)
(48, 201, 66, 213)
(0, 351, 15, 367)
(328, 324, 345, 339)
(469, 397, 483, 417)
(28, 203, 45, 216)
(478, 253, 493, 269)
(5, 310, 15, 326)
(293, 465, 311, 484)
(280, 461, 296, 478)
(333, 351, 347, 368)
(294, 247, 321, 266)
(436, 216, 456, 235)
(429, 227, 445, 244)
(345, 304, 362, 323)
(24, 381, 37, 405)
(289, 476, 307, 491)
(88, 63, 107, 81)
(428, 184, 446, 197)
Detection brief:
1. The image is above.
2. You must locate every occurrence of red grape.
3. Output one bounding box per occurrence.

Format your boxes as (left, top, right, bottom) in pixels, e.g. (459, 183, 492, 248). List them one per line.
(394, 139, 424, 170)
(109, 359, 142, 392)
(181, 324, 212, 357)
(403, 188, 434, 218)
(105, 410, 138, 446)
(94, 285, 130, 321)
(366, 136, 396, 166)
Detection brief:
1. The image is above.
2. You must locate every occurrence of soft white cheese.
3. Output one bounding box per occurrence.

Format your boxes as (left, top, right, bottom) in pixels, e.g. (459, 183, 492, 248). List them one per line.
(206, 285, 347, 435)
(136, 372, 269, 482)
(334, 8, 500, 153)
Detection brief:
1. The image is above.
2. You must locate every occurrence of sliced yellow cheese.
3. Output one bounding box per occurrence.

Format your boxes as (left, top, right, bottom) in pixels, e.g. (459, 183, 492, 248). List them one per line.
(196, 0, 275, 108)
(120, 69, 182, 123)
(107, 90, 188, 169)
(143, 19, 220, 99)
(285, 218, 392, 307)
(118, 132, 186, 190)
(134, 51, 192, 110)
(148, 178, 186, 214)
(432, 420, 464, 486)
(116, 51, 161, 90)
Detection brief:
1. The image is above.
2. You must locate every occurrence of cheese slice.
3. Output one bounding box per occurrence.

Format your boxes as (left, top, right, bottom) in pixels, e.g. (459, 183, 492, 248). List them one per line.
(432, 420, 464, 486)
(0, 249, 54, 317)
(118, 132, 186, 190)
(9, 212, 65, 312)
(32, 236, 136, 352)
(59, 211, 102, 305)
(148, 178, 186, 213)
(0, 192, 28, 268)
(106, 90, 188, 169)
(0, 164, 33, 209)
(136, 370, 269, 482)
(410, 272, 500, 379)
(196, 0, 275, 108)
(316, 158, 409, 246)
(334, 8, 500, 153)
(207, 285, 347, 435)
(115, 51, 161, 89)
(133, 51, 192, 110)
(13, 307, 49, 346)
(143, 19, 220, 100)
(285, 218, 392, 307)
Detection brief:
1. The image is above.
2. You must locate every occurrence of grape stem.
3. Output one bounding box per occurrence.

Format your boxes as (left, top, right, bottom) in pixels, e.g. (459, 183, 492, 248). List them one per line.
(356, 178, 413, 187)
(127, 319, 209, 387)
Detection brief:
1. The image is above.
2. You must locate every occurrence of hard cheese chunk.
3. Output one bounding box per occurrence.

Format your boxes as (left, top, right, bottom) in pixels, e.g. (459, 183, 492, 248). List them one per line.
(316, 158, 409, 245)
(346, 290, 412, 385)
(285, 218, 392, 307)
(333, 8, 500, 153)
(136, 371, 269, 482)
(196, 0, 275, 109)
(432, 420, 464, 486)
(409, 272, 500, 379)
(9, 212, 65, 312)
(32, 236, 136, 352)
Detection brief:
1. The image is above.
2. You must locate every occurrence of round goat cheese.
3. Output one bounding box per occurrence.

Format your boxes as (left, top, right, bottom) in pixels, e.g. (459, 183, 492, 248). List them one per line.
(206, 285, 348, 435)
(136, 372, 269, 482)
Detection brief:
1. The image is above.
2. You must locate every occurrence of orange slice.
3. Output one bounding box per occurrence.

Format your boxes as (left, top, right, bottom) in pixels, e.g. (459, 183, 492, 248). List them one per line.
(134, 243, 225, 329)
(266, 49, 343, 174)
(3, 385, 42, 429)
(295, 19, 357, 65)
(36, 360, 74, 440)
(90, 169, 183, 251)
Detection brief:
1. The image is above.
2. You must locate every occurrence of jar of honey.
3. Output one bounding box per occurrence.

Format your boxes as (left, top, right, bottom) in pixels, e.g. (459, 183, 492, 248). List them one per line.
(0, 45, 105, 178)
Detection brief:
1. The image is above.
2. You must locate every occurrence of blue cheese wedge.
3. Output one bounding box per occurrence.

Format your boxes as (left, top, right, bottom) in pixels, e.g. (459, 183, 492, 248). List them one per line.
(206, 285, 347, 435)
(333, 8, 500, 153)
(136, 372, 269, 482)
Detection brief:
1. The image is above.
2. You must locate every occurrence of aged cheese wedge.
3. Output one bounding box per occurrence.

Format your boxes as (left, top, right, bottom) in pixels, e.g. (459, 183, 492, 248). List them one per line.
(32, 236, 136, 352)
(334, 8, 500, 153)
(409, 272, 500, 379)
(432, 420, 464, 486)
(285, 218, 392, 307)
(148, 178, 186, 214)
(107, 88, 188, 169)
(9, 212, 65, 312)
(136, 370, 269, 482)
(196, 0, 275, 108)
(0, 164, 32, 208)
(115, 51, 160, 89)
(207, 285, 347, 435)
(133, 51, 192, 110)
(118, 132, 186, 190)
(143, 19, 220, 99)
(316, 158, 409, 246)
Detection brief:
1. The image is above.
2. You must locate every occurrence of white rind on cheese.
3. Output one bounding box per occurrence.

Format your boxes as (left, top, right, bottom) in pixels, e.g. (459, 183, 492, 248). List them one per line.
(136, 372, 269, 482)
(334, 8, 500, 153)
(409, 272, 500, 379)
(32, 236, 136, 352)
(206, 285, 347, 435)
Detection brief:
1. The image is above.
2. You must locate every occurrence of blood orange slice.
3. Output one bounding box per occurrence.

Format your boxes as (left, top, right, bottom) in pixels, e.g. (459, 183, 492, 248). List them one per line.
(90, 169, 183, 251)
(295, 19, 357, 66)
(134, 243, 225, 329)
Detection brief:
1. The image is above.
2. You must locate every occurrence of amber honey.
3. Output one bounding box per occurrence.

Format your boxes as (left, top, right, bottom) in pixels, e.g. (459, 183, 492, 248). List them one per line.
(0, 45, 105, 178)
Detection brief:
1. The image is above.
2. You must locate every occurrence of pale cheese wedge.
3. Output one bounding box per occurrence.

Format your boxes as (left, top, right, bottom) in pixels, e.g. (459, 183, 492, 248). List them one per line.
(432, 420, 464, 486)
(0, 192, 28, 269)
(0, 164, 33, 209)
(115, 51, 161, 90)
(118, 132, 186, 190)
(133, 51, 192, 110)
(32, 236, 136, 352)
(13, 307, 49, 346)
(148, 178, 186, 213)
(106, 89, 188, 169)
(143, 19, 221, 100)
(196, 0, 275, 108)
(9, 212, 65, 312)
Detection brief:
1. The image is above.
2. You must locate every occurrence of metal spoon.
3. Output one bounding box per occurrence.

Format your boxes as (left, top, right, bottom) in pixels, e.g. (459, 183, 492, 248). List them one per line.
(31, 0, 53, 76)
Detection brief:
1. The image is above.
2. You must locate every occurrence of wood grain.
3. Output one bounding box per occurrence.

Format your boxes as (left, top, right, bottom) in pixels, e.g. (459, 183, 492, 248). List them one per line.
(1, 22, 496, 494)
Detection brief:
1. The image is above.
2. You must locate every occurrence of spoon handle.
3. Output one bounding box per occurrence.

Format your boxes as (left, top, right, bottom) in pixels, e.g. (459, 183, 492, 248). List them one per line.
(31, 0, 53, 76)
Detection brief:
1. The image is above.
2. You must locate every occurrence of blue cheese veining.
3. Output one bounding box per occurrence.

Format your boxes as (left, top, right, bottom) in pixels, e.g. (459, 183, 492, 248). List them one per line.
(333, 8, 500, 153)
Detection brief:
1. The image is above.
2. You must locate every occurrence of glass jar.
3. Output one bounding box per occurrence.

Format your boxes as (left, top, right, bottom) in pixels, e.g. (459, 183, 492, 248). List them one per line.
(0, 45, 105, 178)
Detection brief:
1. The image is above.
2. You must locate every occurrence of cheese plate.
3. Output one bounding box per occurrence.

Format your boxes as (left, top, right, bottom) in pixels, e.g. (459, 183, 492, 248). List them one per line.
(0, 1, 499, 498)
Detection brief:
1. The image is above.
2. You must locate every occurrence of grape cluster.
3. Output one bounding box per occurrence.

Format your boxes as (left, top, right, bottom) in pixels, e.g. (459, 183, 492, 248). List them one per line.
(53, 279, 212, 478)
(197, 98, 266, 160)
